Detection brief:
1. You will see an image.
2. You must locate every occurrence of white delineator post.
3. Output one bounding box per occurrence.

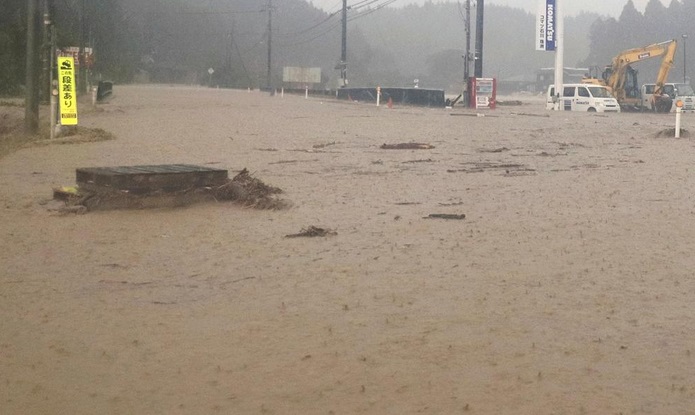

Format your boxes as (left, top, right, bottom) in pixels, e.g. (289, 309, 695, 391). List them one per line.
(553, 0, 564, 110)
(376, 86, 381, 107)
(305, 85, 308, 99)
(675, 100, 683, 138)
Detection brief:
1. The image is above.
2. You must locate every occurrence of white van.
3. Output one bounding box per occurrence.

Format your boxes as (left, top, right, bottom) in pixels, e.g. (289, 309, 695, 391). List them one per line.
(641, 83, 695, 112)
(546, 84, 621, 112)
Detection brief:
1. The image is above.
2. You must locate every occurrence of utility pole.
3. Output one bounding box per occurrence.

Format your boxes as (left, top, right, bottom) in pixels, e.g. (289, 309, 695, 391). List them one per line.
(227, 27, 233, 87)
(41, 0, 52, 103)
(49, 20, 58, 139)
(341, 0, 348, 87)
(78, 0, 87, 94)
(474, 0, 484, 78)
(266, 0, 273, 91)
(25, 0, 40, 134)
(463, 0, 471, 105)
(553, 0, 564, 110)
(683, 34, 688, 83)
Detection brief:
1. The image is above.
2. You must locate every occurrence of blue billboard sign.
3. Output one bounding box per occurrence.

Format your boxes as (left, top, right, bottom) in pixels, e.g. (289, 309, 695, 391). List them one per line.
(536, 0, 556, 51)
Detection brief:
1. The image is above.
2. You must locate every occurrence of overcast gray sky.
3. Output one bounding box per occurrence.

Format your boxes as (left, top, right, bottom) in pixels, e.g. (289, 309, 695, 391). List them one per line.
(311, 0, 669, 17)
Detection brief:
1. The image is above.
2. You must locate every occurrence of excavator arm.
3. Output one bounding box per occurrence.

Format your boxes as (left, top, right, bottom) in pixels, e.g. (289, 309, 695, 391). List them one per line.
(652, 40, 677, 96)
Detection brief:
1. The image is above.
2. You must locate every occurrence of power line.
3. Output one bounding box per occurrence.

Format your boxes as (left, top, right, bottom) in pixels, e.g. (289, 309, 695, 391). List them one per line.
(230, 28, 253, 85)
(152, 9, 264, 15)
(277, 10, 340, 37)
(276, 0, 399, 47)
(350, 0, 387, 11)
(349, 0, 400, 19)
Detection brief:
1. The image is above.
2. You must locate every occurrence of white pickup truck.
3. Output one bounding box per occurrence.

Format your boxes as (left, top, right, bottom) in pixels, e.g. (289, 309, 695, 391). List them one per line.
(641, 83, 695, 112)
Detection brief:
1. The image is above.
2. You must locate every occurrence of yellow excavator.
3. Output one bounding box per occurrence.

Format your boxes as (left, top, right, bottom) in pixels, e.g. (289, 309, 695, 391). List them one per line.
(582, 39, 677, 112)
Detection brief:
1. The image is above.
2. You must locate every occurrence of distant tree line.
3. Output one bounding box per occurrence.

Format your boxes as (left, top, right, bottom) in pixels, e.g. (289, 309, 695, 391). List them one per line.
(583, 0, 693, 82)
(2, 0, 692, 96)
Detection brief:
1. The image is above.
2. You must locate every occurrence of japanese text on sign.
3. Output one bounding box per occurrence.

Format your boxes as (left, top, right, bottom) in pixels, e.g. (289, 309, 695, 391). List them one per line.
(57, 57, 78, 125)
(536, 0, 556, 51)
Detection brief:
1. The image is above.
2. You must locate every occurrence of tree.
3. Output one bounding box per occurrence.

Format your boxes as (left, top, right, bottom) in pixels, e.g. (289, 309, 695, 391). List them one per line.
(426, 49, 465, 90)
(617, 0, 647, 47)
(582, 17, 620, 68)
(0, 1, 26, 95)
(644, 0, 668, 45)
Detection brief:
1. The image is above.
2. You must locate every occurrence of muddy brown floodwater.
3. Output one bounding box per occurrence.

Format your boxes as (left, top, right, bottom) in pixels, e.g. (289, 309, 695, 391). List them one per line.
(2, 85, 695, 414)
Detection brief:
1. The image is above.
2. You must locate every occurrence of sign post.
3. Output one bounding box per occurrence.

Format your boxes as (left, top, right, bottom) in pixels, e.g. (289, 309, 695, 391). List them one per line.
(537, 0, 563, 110)
(57, 57, 78, 126)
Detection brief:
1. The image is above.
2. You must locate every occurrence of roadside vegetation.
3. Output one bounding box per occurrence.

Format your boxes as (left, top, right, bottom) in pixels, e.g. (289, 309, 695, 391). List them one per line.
(0, 104, 114, 159)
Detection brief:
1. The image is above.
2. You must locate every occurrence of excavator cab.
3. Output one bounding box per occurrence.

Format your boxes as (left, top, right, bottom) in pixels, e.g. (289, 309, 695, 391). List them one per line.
(623, 67, 640, 99)
(603, 66, 640, 99)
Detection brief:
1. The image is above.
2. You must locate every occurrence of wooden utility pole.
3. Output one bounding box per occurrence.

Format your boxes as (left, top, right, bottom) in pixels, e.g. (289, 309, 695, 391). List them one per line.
(25, 0, 40, 134)
(266, 0, 273, 90)
(463, 0, 471, 105)
(41, 0, 52, 102)
(78, 0, 87, 94)
(474, 0, 484, 78)
(341, 0, 347, 87)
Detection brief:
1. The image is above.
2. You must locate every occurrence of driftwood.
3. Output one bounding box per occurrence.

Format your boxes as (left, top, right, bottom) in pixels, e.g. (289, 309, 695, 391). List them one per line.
(511, 112, 550, 118)
(380, 143, 434, 150)
(477, 147, 509, 153)
(285, 226, 337, 238)
(449, 113, 499, 118)
(213, 168, 288, 209)
(423, 213, 466, 220)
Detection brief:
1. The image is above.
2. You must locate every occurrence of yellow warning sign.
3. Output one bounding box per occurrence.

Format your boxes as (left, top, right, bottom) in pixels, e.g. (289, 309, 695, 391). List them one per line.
(57, 57, 78, 125)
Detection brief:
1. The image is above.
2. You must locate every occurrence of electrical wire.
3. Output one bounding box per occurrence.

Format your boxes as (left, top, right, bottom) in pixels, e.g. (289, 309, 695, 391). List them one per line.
(276, 0, 399, 47)
(231, 30, 253, 84)
(350, 0, 386, 11)
(278, 10, 341, 37)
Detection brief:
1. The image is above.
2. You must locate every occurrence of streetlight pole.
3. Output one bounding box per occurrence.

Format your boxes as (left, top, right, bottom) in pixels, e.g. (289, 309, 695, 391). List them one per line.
(683, 34, 688, 84)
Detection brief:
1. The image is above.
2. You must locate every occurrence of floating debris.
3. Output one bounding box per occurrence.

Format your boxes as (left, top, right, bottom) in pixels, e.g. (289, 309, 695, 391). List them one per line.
(52, 167, 289, 212)
(312, 141, 337, 149)
(477, 147, 509, 153)
(402, 158, 434, 163)
(214, 168, 288, 209)
(447, 162, 531, 174)
(285, 226, 337, 238)
(424, 213, 466, 220)
(380, 142, 434, 150)
(511, 112, 550, 118)
(450, 113, 498, 118)
(656, 128, 690, 138)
